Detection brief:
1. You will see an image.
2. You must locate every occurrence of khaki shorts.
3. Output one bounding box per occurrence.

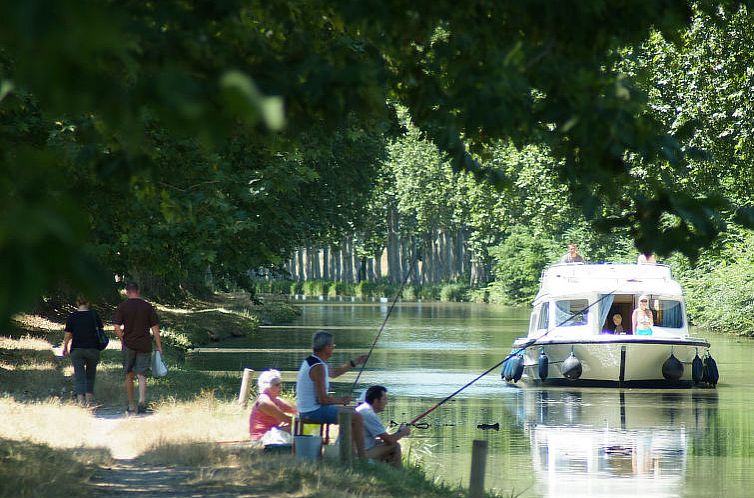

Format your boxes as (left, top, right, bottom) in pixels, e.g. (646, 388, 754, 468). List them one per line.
(122, 347, 151, 375)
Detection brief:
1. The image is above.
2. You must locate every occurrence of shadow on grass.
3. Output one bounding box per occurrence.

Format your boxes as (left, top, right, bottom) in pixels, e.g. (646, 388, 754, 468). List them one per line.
(0, 438, 110, 498)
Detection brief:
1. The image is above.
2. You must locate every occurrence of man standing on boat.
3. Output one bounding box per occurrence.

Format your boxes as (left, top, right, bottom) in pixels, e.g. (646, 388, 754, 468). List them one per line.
(296, 330, 369, 458)
(560, 243, 585, 263)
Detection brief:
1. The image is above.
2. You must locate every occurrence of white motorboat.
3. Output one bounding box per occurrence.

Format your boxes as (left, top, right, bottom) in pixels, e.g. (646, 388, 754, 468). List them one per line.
(504, 263, 718, 387)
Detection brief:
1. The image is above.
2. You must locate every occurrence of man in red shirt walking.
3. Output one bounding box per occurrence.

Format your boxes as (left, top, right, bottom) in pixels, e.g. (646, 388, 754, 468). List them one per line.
(113, 282, 162, 414)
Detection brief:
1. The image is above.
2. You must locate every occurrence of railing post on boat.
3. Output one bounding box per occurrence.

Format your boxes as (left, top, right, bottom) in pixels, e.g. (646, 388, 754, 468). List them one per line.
(469, 439, 488, 498)
(238, 368, 254, 406)
(339, 411, 353, 466)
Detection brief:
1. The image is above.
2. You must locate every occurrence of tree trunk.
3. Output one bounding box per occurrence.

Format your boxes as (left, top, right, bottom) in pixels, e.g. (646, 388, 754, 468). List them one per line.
(296, 249, 305, 281)
(410, 236, 420, 285)
(455, 229, 466, 281)
(387, 207, 400, 284)
(374, 248, 383, 280)
(462, 233, 474, 282)
(432, 230, 441, 283)
(358, 256, 367, 282)
(322, 246, 330, 281)
(353, 243, 361, 283)
(367, 258, 375, 282)
(305, 247, 314, 280)
(421, 234, 432, 284)
(332, 246, 341, 282)
(342, 237, 352, 283)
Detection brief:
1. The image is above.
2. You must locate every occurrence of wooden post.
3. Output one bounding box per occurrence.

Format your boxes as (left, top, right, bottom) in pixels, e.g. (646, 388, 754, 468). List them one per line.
(469, 439, 488, 498)
(338, 411, 353, 467)
(238, 368, 254, 406)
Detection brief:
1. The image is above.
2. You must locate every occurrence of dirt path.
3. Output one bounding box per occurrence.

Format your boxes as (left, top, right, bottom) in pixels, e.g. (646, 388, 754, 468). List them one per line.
(83, 409, 265, 497)
(88, 459, 267, 498)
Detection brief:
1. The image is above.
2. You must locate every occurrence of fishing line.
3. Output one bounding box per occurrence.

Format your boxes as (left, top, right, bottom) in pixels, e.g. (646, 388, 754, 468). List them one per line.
(389, 419, 430, 429)
(407, 288, 620, 425)
(349, 251, 419, 394)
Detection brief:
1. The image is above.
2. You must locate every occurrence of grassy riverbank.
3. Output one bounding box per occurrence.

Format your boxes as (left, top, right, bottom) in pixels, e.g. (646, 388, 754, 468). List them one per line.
(0, 293, 507, 498)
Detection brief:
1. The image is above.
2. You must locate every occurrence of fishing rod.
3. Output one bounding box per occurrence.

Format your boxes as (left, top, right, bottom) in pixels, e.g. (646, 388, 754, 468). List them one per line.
(408, 288, 620, 425)
(350, 252, 419, 394)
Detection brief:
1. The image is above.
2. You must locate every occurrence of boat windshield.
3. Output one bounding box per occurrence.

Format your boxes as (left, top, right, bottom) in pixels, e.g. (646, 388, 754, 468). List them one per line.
(555, 299, 589, 327)
(652, 299, 684, 328)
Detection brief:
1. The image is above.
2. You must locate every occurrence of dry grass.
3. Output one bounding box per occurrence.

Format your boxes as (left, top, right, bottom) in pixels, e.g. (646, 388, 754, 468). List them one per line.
(0, 397, 112, 498)
(11, 314, 65, 332)
(0, 334, 54, 351)
(0, 397, 100, 448)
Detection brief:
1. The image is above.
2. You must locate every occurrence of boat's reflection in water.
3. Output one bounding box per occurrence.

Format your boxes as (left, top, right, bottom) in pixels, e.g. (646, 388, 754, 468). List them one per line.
(509, 389, 718, 497)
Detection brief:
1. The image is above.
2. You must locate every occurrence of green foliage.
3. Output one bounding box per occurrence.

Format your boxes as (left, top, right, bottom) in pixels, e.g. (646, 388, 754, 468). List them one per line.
(301, 280, 323, 296)
(418, 284, 442, 301)
(401, 285, 418, 301)
(489, 226, 560, 304)
(159, 327, 194, 353)
(675, 230, 754, 336)
(255, 302, 300, 325)
(327, 282, 354, 297)
(289, 281, 303, 295)
(3, 1, 754, 326)
(439, 283, 469, 302)
(466, 287, 490, 304)
(253, 279, 293, 295)
(354, 281, 378, 298)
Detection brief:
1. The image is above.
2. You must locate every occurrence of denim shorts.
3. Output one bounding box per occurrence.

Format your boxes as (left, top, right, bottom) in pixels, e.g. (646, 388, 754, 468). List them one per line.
(299, 404, 340, 424)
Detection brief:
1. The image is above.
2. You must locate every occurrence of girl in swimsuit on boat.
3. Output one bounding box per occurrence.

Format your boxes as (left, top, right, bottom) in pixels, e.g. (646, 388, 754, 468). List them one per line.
(632, 294, 654, 335)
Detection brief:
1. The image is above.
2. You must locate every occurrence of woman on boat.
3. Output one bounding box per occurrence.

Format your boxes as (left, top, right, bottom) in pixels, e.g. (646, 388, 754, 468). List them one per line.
(632, 295, 654, 336)
(249, 369, 297, 443)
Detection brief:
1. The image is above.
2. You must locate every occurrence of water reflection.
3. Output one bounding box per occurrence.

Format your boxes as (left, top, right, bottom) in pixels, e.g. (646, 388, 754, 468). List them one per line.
(506, 389, 718, 497)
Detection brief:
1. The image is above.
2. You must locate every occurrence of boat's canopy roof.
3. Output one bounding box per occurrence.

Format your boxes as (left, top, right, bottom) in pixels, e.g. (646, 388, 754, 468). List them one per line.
(534, 263, 682, 304)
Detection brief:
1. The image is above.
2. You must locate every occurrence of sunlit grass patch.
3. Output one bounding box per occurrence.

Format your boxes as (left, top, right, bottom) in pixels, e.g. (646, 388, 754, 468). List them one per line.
(0, 335, 53, 351)
(144, 390, 248, 444)
(0, 397, 97, 448)
(11, 314, 64, 332)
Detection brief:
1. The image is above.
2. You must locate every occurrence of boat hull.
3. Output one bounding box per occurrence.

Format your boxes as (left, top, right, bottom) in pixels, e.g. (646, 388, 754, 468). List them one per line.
(512, 337, 710, 388)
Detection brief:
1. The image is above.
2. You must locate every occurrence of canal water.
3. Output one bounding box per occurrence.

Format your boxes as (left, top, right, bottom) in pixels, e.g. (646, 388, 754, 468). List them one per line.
(186, 299, 753, 497)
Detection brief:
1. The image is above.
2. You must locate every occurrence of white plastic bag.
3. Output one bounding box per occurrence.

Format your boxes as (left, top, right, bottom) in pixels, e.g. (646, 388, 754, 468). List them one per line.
(151, 350, 168, 378)
(261, 426, 292, 446)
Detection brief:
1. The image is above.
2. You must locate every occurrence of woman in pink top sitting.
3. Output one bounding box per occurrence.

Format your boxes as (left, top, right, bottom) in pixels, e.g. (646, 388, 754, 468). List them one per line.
(249, 369, 297, 441)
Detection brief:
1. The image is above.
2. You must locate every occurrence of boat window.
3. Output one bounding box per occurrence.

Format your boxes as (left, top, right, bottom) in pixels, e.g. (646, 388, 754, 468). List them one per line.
(653, 299, 684, 328)
(537, 303, 549, 330)
(555, 299, 589, 327)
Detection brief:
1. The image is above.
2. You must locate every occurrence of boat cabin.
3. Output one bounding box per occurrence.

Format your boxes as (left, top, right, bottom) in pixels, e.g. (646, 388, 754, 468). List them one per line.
(528, 263, 689, 339)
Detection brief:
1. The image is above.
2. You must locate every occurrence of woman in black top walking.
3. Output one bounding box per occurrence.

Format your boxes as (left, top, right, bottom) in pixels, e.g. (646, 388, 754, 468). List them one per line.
(62, 296, 104, 405)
